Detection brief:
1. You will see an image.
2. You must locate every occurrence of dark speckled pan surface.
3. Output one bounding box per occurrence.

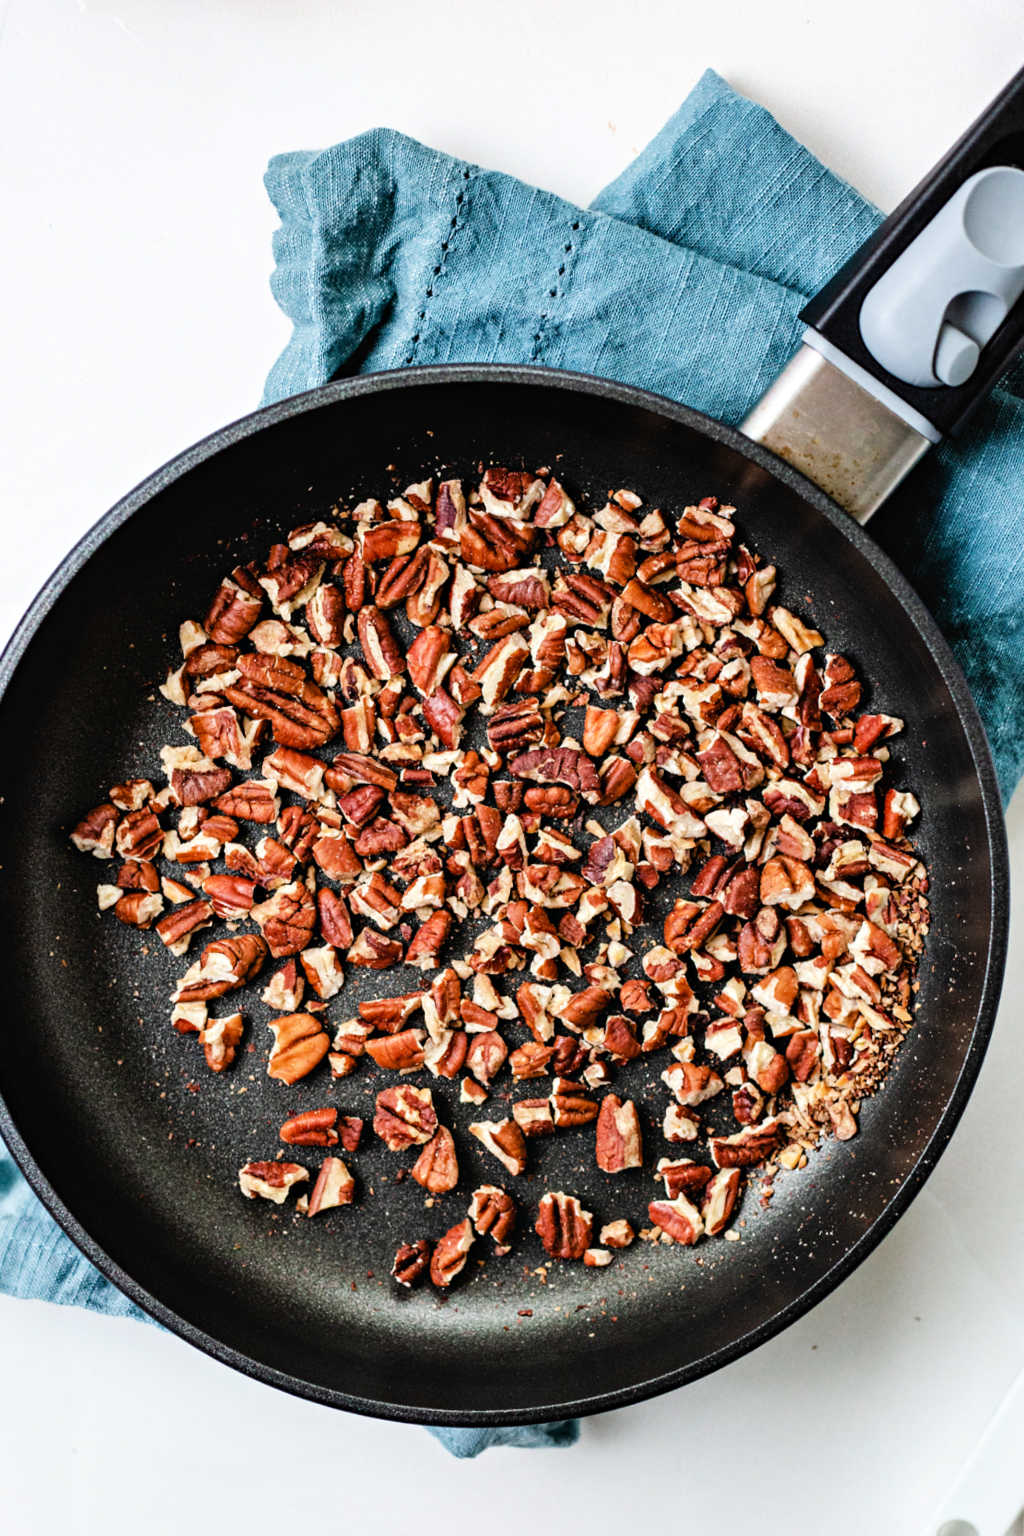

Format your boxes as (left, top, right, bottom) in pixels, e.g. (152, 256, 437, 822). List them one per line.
(0, 367, 1008, 1424)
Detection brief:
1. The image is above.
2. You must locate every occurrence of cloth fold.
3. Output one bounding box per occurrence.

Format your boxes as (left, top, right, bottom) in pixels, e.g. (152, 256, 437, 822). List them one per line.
(2, 69, 1021, 1460)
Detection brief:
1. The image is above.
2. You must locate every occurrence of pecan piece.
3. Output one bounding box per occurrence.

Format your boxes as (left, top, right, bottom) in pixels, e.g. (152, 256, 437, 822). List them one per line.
(374, 1085, 437, 1149)
(174, 934, 268, 1002)
(267, 1013, 330, 1084)
(468, 1118, 528, 1175)
(251, 879, 317, 958)
(430, 1219, 474, 1288)
(357, 605, 405, 680)
(535, 1192, 593, 1260)
(411, 1127, 460, 1194)
(238, 1161, 307, 1204)
(223, 653, 338, 749)
(648, 1194, 704, 1245)
(550, 1079, 599, 1127)
(207, 572, 263, 644)
(512, 1098, 556, 1137)
(154, 897, 213, 955)
(365, 1028, 427, 1071)
(405, 909, 453, 970)
(702, 1168, 742, 1235)
(307, 1157, 356, 1214)
(392, 1239, 432, 1288)
(71, 803, 118, 858)
(348, 928, 405, 969)
(200, 1012, 244, 1072)
(710, 1119, 783, 1168)
(468, 1185, 516, 1253)
(113, 891, 164, 929)
(279, 1107, 339, 1147)
(595, 1094, 643, 1172)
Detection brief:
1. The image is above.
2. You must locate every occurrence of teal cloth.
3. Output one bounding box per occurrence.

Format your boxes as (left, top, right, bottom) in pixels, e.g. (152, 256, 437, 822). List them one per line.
(1, 69, 1021, 1460)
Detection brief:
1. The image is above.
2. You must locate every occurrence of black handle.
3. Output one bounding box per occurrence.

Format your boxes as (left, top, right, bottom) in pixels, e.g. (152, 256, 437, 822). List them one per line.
(800, 66, 1024, 437)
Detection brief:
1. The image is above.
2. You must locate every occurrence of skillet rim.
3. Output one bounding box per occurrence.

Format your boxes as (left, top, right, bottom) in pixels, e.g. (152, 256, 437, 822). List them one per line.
(0, 363, 1010, 1425)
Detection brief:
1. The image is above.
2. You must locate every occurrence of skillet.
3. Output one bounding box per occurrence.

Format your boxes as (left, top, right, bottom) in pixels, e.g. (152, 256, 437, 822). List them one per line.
(0, 76, 1018, 1426)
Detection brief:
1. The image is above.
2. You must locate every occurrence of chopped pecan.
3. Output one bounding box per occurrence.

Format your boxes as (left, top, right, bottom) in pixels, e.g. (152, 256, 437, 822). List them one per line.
(223, 653, 338, 749)
(251, 879, 317, 957)
(595, 1095, 643, 1172)
(365, 1028, 427, 1071)
(307, 1157, 356, 1215)
(535, 1192, 593, 1260)
(71, 803, 118, 858)
(280, 1107, 339, 1147)
(238, 1161, 307, 1203)
(512, 1097, 556, 1137)
(468, 1185, 516, 1252)
(392, 1239, 432, 1288)
(648, 1194, 704, 1245)
(154, 897, 213, 955)
(374, 1085, 437, 1149)
(267, 1012, 330, 1084)
(430, 1219, 474, 1288)
(357, 605, 405, 680)
(468, 1118, 528, 1175)
(702, 1167, 742, 1235)
(411, 1127, 459, 1193)
(550, 1078, 598, 1127)
(200, 1011, 244, 1072)
(174, 934, 268, 1002)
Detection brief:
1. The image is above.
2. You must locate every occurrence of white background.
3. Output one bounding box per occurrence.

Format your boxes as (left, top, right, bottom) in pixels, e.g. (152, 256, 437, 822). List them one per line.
(1, 1, 1022, 1533)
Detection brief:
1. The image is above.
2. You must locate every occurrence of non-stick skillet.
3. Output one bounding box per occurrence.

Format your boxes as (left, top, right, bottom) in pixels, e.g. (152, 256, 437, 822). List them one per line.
(0, 76, 1019, 1426)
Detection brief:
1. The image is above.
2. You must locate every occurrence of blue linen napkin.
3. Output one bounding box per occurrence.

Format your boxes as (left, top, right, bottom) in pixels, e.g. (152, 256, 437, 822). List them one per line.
(1, 68, 1021, 1459)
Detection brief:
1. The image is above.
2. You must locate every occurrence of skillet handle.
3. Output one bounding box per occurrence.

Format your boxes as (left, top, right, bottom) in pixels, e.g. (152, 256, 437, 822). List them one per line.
(742, 66, 1024, 523)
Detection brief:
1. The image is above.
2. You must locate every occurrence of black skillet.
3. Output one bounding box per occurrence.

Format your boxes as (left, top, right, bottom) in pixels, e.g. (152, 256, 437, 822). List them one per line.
(0, 79, 1018, 1428)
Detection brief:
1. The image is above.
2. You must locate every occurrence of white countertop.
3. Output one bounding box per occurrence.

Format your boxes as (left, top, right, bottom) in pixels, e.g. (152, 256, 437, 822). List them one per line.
(1, 1, 1022, 1533)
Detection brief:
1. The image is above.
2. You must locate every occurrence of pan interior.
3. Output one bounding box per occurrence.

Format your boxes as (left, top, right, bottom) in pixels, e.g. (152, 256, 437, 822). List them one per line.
(0, 374, 1002, 1422)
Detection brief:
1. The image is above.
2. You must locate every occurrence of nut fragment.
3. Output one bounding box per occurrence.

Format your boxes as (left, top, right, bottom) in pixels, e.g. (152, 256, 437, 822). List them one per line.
(279, 1107, 339, 1147)
(411, 1127, 460, 1193)
(392, 1239, 431, 1288)
(648, 1194, 704, 1245)
(595, 1094, 643, 1173)
(238, 1161, 308, 1203)
(266, 1013, 330, 1084)
(468, 1185, 516, 1253)
(430, 1219, 474, 1288)
(307, 1157, 356, 1214)
(468, 1118, 528, 1176)
(535, 1191, 593, 1260)
(374, 1084, 437, 1150)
